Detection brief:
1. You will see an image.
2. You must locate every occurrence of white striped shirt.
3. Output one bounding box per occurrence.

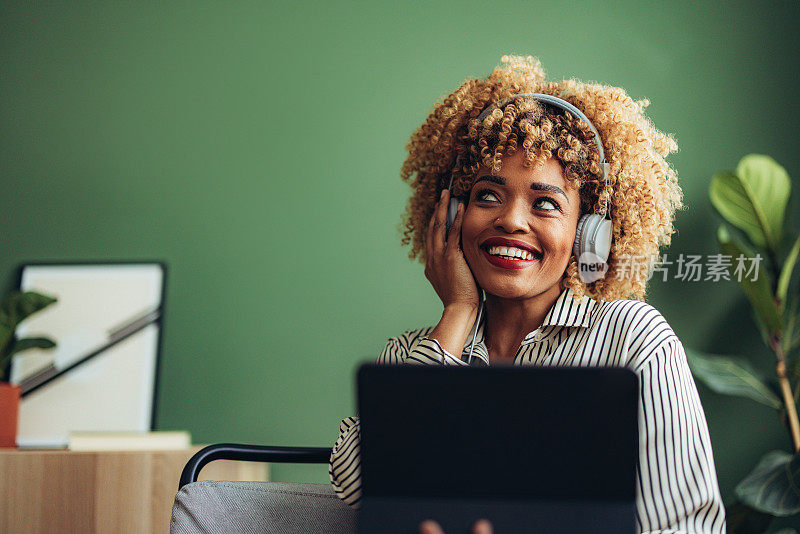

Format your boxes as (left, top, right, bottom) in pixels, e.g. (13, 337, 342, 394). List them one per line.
(330, 288, 726, 533)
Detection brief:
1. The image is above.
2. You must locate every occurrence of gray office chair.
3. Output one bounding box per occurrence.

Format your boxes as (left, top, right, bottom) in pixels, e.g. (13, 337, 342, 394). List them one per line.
(170, 443, 358, 534)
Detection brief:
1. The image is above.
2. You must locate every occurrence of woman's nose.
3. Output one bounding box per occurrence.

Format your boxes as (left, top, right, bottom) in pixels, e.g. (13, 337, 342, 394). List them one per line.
(493, 200, 529, 233)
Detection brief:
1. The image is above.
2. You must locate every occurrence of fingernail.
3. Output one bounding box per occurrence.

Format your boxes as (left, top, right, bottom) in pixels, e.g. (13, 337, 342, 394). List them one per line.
(440, 190, 446, 199)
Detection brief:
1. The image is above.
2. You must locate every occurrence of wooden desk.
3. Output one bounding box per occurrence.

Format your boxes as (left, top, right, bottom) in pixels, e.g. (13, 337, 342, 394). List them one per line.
(0, 447, 269, 534)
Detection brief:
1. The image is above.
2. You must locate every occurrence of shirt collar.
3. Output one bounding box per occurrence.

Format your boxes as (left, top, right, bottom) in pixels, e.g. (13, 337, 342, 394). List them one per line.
(460, 287, 596, 365)
(541, 287, 597, 329)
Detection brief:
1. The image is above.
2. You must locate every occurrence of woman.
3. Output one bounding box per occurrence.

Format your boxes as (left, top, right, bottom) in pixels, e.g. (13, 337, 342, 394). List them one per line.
(330, 55, 725, 534)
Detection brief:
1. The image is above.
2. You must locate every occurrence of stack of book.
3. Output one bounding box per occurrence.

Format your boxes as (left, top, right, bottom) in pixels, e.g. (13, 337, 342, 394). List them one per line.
(68, 430, 191, 451)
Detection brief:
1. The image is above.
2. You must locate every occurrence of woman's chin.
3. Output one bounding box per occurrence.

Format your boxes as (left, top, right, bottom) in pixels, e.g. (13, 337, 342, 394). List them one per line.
(477, 277, 563, 301)
(479, 282, 539, 301)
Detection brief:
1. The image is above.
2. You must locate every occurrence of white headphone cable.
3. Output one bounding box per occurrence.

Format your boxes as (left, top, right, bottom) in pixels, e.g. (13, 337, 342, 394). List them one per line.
(464, 288, 484, 366)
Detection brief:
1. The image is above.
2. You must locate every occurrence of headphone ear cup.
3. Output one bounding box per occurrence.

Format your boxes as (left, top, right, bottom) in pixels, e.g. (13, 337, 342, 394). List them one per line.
(592, 218, 613, 263)
(573, 215, 590, 259)
(574, 215, 612, 263)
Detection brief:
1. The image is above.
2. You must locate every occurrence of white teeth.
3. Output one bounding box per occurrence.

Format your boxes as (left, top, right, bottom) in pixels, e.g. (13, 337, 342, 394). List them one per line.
(486, 246, 536, 260)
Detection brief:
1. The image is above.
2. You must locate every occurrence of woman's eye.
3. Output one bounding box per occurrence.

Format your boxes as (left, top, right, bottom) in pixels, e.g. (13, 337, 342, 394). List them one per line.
(476, 190, 500, 202)
(534, 197, 560, 211)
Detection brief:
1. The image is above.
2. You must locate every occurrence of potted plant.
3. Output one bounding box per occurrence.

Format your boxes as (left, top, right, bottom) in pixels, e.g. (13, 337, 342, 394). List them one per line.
(686, 154, 800, 533)
(0, 290, 58, 447)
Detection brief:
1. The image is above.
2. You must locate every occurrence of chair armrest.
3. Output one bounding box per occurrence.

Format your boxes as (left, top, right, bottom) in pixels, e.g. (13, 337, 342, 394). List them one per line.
(179, 443, 333, 489)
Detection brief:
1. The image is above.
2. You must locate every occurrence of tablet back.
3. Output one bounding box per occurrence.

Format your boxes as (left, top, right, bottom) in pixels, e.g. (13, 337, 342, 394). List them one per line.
(357, 364, 639, 534)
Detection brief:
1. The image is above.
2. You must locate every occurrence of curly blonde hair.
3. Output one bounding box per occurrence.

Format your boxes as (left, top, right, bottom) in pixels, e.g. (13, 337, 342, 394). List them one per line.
(400, 55, 682, 301)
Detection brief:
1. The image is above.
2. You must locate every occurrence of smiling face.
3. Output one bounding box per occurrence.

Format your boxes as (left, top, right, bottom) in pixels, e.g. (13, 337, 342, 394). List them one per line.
(460, 150, 582, 301)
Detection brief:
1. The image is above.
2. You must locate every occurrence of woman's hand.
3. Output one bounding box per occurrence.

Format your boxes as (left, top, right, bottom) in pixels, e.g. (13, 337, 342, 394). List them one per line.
(424, 189, 480, 313)
(425, 190, 482, 358)
(419, 519, 493, 534)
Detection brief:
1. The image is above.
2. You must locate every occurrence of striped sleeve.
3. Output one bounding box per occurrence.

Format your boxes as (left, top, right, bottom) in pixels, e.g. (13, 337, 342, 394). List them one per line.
(330, 330, 459, 507)
(406, 337, 468, 366)
(329, 415, 363, 506)
(634, 337, 726, 534)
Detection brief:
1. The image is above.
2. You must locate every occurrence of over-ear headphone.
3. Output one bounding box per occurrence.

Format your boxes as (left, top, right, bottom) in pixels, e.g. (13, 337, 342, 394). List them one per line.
(445, 93, 612, 282)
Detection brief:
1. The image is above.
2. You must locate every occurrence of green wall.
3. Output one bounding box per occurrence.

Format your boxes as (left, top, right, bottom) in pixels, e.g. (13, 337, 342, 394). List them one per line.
(2, 0, 799, 514)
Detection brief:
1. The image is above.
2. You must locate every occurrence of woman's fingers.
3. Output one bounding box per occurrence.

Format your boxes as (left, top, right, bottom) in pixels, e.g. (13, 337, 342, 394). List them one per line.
(425, 194, 438, 263)
(431, 189, 449, 257)
(426, 190, 446, 261)
(425, 188, 478, 310)
(419, 520, 444, 534)
(472, 519, 494, 534)
(418, 519, 493, 534)
(445, 201, 463, 256)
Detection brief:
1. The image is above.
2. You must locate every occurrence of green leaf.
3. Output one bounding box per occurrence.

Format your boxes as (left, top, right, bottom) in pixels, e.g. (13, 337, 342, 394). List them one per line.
(0, 291, 58, 377)
(736, 450, 800, 516)
(772, 529, 799, 534)
(710, 172, 770, 249)
(686, 349, 781, 409)
(709, 154, 791, 252)
(778, 234, 800, 307)
(9, 337, 56, 357)
(737, 155, 791, 244)
(718, 226, 783, 334)
(0, 291, 58, 327)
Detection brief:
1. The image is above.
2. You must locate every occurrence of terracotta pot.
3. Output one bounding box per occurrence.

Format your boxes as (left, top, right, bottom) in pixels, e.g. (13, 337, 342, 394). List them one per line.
(0, 382, 21, 448)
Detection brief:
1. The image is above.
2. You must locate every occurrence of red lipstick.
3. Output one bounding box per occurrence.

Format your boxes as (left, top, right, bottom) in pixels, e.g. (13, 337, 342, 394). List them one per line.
(480, 237, 541, 254)
(481, 249, 539, 269)
(479, 237, 542, 270)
